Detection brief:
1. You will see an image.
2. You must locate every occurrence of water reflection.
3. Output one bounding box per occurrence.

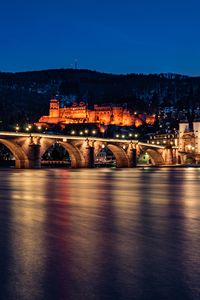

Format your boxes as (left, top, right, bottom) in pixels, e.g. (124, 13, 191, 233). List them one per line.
(0, 168, 199, 300)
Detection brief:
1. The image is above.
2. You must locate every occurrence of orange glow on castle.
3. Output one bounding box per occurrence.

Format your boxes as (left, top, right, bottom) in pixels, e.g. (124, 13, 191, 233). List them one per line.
(36, 99, 155, 127)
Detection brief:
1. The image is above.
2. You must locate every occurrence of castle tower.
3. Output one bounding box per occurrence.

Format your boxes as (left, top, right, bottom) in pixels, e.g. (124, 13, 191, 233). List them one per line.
(49, 99, 60, 118)
(112, 107, 123, 125)
(179, 119, 189, 151)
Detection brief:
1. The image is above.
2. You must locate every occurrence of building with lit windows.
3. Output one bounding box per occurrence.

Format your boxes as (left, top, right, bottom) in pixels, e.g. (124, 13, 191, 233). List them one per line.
(148, 133, 178, 147)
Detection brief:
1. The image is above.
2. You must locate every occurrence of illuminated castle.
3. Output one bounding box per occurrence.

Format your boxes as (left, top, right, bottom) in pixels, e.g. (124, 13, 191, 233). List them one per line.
(36, 99, 155, 127)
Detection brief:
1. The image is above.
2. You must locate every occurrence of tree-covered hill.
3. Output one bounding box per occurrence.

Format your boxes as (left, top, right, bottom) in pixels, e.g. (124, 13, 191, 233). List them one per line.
(0, 68, 200, 127)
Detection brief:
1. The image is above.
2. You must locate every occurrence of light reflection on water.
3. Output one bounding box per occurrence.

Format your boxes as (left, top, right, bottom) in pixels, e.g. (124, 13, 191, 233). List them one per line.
(0, 168, 200, 300)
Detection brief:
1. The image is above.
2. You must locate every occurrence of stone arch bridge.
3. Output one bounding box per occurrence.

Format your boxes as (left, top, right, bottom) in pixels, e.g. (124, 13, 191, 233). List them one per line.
(0, 132, 177, 168)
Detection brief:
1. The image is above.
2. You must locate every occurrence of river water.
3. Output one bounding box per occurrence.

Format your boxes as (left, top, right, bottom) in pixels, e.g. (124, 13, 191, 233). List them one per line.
(0, 168, 200, 300)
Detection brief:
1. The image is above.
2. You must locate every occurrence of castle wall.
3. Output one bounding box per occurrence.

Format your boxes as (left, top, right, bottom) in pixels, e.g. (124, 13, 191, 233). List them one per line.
(112, 107, 123, 125)
(37, 99, 155, 128)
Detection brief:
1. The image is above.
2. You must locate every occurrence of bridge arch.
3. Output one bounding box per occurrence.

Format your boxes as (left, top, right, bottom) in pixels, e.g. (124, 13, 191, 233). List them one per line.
(41, 141, 85, 168)
(0, 139, 29, 168)
(182, 154, 196, 164)
(95, 143, 129, 167)
(107, 144, 129, 167)
(141, 148, 164, 165)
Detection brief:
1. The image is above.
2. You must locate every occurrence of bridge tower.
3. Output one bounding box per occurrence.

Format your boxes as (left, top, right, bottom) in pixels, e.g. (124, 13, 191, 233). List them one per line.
(193, 118, 200, 153)
(179, 119, 189, 152)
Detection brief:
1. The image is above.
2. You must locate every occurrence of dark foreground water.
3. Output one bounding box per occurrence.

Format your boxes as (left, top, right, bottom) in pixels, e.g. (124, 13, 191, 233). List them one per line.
(0, 168, 200, 300)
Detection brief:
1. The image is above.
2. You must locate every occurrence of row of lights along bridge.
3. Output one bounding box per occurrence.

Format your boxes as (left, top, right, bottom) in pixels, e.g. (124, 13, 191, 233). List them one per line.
(15, 124, 139, 139)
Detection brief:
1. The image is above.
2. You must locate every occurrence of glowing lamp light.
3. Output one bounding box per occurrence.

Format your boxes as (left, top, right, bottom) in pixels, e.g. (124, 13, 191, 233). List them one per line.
(129, 133, 132, 137)
(102, 144, 105, 148)
(80, 131, 83, 135)
(71, 130, 75, 135)
(37, 126, 42, 130)
(92, 130, 96, 135)
(26, 127, 29, 131)
(116, 134, 119, 138)
(84, 129, 88, 134)
(123, 145, 126, 149)
(134, 134, 138, 138)
(16, 126, 20, 131)
(122, 135, 125, 138)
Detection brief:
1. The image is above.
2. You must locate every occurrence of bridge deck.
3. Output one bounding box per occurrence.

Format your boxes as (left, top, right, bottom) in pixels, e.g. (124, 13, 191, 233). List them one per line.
(0, 131, 165, 149)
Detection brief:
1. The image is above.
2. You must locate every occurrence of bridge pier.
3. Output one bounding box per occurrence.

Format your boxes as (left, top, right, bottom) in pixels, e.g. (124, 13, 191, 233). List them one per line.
(84, 146, 94, 168)
(15, 159, 29, 169)
(28, 144, 41, 169)
(172, 149, 178, 164)
(127, 148, 137, 167)
(163, 146, 174, 165)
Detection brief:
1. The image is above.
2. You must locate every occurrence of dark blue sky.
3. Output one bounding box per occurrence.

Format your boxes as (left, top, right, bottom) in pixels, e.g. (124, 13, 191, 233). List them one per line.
(1, 0, 200, 75)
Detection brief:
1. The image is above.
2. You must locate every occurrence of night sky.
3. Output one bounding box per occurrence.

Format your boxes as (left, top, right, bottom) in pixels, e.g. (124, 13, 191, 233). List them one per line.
(1, 0, 200, 75)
